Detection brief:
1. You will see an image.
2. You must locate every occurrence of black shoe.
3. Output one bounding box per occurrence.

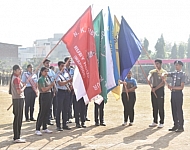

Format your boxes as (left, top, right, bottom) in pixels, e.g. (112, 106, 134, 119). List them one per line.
(76, 124, 81, 128)
(63, 126, 71, 130)
(56, 127, 63, 131)
(86, 118, 90, 121)
(81, 123, 86, 128)
(100, 123, 106, 126)
(95, 122, 99, 126)
(169, 126, 178, 131)
(175, 128, 184, 132)
(30, 118, 36, 121)
(26, 119, 30, 122)
(47, 122, 54, 125)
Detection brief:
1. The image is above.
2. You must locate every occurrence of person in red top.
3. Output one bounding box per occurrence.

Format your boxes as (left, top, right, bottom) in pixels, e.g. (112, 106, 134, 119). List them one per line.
(9, 65, 26, 143)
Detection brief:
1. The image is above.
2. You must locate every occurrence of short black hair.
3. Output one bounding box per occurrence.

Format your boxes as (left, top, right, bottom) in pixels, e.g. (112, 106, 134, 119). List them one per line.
(64, 57, 70, 63)
(43, 59, 50, 64)
(155, 59, 162, 64)
(27, 64, 33, 68)
(58, 61, 65, 67)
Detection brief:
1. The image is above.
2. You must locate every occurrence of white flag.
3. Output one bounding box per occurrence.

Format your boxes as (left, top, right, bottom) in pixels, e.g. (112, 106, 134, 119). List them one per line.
(103, 10, 116, 91)
(73, 66, 89, 105)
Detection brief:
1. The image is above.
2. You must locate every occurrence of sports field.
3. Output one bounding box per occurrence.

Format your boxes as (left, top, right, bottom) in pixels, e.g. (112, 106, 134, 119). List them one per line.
(0, 84, 190, 150)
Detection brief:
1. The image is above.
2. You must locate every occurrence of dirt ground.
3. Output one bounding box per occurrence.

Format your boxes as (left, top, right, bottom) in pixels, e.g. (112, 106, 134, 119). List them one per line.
(0, 84, 190, 150)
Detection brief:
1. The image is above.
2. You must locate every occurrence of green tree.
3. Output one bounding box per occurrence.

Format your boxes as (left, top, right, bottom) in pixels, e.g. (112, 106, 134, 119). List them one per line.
(170, 43, 178, 59)
(155, 34, 165, 58)
(178, 43, 186, 59)
(140, 38, 149, 59)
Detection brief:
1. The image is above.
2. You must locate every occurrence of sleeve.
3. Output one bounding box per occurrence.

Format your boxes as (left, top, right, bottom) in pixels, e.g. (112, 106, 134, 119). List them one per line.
(38, 78, 45, 88)
(21, 73, 26, 83)
(56, 74, 61, 82)
(181, 73, 186, 83)
(149, 69, 155, 75)
(133, 79, 137, 87)
(13, 77, 21, 90)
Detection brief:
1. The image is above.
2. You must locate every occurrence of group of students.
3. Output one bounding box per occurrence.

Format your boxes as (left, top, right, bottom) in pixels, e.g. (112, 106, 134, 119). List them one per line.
(8, 57, 185, 143)
(9, 57, 105, 143)
(120, 59, 185, 133)
(0, 70, 11, 86)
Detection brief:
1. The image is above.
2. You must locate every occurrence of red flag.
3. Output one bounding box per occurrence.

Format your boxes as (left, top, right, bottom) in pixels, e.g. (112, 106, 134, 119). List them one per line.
(62, 6, 101, 100)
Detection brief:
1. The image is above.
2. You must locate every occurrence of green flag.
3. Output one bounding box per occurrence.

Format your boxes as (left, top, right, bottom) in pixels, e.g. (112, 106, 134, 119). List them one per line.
(93, 10, 107, 103)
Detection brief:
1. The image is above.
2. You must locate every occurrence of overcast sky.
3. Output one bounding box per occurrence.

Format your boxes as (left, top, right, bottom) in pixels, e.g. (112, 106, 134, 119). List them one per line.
(1, 0, 190, 50)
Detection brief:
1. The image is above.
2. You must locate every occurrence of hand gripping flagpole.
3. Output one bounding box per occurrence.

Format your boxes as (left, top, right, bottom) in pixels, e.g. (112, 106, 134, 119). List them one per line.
(7, 39, 62, 111)
(142, 46, 169, 87)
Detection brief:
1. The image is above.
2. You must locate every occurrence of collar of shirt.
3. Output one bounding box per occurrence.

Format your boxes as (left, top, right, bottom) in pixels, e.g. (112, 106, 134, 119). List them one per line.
(175, 70, 182, 73)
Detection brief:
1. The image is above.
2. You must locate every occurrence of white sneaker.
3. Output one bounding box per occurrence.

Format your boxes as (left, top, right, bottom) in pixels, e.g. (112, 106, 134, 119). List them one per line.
(122, 122, 127, 126)
(14, 138, 26, 143)
(158, 124, 164, 128)
(35, 130, 42, 136)
(149, 122, 157, 127)
(129, 122, 133, 126)
(42, 129, 53, 133)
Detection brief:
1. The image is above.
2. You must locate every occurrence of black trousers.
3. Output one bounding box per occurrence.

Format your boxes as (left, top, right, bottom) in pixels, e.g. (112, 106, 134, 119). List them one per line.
(68, 90, 74, 120)
(24, 87, 36, 120)
(36, 93, 51, 130)
(121, 92, 136, 123)
(85, 104, 89, 119)
(171, 91, 184, 128)
(94, 101, 104, 123)
(73, 95, 85, 124)
(12, 98, 24, 140)
(56, 90, 70, 128)
(151, 87, 165, 124)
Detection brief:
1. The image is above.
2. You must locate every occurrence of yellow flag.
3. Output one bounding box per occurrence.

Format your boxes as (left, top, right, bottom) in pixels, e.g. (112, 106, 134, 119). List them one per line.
(111, 15, 121, 100)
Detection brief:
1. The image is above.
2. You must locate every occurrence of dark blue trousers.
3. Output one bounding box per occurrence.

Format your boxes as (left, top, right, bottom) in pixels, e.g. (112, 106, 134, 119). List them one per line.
(73, 95, 85, 124)
(24, 87, 36, 120)
(56, 90, 70, 128)
(171, 91, 184, 128)
(94, 101, 104, 124)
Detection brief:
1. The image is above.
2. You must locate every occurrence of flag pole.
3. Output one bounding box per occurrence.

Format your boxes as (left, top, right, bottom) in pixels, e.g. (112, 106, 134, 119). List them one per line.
(137, 60, 157, 98)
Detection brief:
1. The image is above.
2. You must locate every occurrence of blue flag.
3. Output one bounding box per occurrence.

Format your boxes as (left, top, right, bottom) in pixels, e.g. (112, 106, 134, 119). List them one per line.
(107, 7, 120, 92)
(118, 16, 142, 80)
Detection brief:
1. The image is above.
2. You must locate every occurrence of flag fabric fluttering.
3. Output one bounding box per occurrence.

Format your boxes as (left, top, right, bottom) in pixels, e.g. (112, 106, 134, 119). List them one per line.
(111, 15, 121, 100)
(73, 66, 89, 105)
(103, 9, 116, 92)
(93, 10, 107, 103)
(62, 6, 101, 100)
(107, 7, 120, 98)
(118, 16, 142, 81)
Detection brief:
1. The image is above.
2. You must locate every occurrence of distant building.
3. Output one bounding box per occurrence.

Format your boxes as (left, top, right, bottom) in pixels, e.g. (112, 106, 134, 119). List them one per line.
(19, 33, 70, 65)
(0, 42, 21, 69)
(18, 47, 35, 65)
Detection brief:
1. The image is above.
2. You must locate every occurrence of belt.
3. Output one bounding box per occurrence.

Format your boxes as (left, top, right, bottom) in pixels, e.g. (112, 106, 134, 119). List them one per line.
(58, 89, 69, 92)
(26, 87, 32, 88)
(172, 90, 182, 92)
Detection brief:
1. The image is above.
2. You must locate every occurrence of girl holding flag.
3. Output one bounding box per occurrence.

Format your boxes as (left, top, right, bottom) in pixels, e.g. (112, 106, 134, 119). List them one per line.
(120, 70, 137, 126)
(9, 65, 26, 143)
